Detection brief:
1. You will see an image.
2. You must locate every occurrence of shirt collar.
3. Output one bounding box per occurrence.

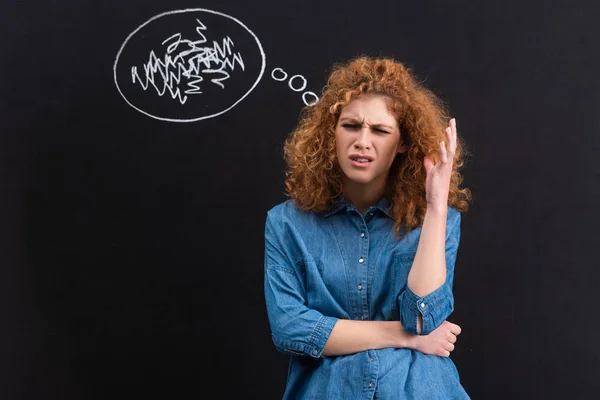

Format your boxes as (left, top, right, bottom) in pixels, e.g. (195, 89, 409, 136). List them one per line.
(323, 195, 394, 219)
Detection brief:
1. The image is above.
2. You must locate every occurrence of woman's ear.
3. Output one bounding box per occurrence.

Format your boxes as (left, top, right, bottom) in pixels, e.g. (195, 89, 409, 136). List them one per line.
(397, 127, 409, 154)
(397, 142, 408, 154)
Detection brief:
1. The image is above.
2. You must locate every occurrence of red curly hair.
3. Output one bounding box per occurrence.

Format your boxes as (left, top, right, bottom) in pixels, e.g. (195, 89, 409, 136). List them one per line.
(283, 56, 472, 237)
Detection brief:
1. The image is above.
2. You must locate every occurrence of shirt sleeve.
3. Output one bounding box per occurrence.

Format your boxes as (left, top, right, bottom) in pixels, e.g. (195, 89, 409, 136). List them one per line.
(398, 209, 461, 335)
(263, 209, 338, 358)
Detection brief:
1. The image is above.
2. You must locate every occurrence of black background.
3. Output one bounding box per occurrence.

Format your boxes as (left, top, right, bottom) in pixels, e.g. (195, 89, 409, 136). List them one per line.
(2, 0, 600, 399)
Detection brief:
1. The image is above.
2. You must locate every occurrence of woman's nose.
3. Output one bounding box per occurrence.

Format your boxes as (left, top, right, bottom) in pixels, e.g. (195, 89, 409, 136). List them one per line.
(354, 129, 371, 150)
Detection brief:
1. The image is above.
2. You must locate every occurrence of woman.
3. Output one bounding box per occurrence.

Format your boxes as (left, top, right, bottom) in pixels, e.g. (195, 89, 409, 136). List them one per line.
(263, 56, 472, 399)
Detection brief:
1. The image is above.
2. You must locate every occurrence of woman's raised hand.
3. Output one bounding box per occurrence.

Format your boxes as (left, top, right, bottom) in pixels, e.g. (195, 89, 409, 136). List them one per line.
(423, 118, 457, 210)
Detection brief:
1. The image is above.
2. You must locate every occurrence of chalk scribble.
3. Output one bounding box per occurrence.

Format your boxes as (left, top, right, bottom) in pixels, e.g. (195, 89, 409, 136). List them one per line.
(131, 19, 245, 105)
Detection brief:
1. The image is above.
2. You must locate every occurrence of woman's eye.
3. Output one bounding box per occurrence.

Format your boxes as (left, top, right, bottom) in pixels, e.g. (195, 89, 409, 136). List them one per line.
(341, 124, 389, 134)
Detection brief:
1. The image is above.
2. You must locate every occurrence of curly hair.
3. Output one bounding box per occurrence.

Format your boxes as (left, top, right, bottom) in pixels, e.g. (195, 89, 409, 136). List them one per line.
(283, 56, 472, 237)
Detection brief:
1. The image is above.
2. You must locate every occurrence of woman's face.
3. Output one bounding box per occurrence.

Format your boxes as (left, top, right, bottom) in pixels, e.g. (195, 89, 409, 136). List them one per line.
(335, 94, 407, 191)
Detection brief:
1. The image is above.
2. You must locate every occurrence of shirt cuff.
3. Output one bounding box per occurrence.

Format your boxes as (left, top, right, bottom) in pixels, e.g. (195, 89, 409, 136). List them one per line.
(400, 283, 453, 335)
(272, 315, 338, 358)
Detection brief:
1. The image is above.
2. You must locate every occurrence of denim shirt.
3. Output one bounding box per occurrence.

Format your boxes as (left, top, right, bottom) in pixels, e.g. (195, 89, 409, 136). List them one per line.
(263, 197, 470, 399)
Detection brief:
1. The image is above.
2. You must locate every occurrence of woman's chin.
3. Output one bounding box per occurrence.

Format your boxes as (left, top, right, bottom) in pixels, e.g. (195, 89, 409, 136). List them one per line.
(344, 174, 374, 185)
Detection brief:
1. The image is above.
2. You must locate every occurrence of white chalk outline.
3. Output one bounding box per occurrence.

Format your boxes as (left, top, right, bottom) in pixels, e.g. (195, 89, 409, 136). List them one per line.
(113, 8, 266, 123)
(272, 67, 319, 106)
(302, 91, 319, 106)
(271, 68, 288, 81)
(288, 74, 307, 92)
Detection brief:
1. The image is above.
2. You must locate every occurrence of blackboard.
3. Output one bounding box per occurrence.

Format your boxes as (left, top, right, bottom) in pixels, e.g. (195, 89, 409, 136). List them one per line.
(2, 0, 600, 398)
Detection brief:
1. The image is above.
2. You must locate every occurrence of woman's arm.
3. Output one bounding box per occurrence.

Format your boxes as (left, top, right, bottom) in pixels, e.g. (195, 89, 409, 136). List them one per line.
(323, 320, 410, 356)
(408, 119, 457, 297)
(323, 318, 462, 357)
(404, 118, 460, 334)
(407, 206, 448, 334)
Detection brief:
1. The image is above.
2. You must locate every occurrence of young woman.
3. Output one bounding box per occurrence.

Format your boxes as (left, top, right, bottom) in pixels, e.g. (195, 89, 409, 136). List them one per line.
(263, 56, 472, 399)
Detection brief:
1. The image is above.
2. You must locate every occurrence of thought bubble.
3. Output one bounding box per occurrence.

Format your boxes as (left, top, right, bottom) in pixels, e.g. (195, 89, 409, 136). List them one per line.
(114, 8, 266, 122)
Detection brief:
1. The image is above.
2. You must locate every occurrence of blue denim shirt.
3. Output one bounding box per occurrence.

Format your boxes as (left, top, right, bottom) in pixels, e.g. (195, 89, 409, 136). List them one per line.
(263, 196, 470, 399)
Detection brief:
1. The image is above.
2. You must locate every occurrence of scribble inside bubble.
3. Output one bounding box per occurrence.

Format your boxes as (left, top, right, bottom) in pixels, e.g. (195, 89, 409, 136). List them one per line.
(114, 9, 266, 123)
(130, 20, 246, 104)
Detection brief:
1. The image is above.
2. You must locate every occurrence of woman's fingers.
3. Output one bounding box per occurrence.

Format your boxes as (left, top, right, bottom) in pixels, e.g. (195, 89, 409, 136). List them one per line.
(449, 118, 458, 153)
(443, 321, 461, 335)
(439, 140, 448, 164)
(442, 119, 457, 158)
(448, 322, 462, 336)
(436, 119, 457, 168)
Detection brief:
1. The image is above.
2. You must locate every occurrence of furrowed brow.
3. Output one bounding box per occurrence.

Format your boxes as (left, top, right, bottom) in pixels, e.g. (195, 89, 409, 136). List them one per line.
(339, 116, 362, 123)
(368, 122, 395, 130)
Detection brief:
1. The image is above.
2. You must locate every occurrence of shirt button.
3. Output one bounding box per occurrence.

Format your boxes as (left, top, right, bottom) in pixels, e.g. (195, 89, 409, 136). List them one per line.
(357, 284, 362, 291)
(420, 302, 426, 308)
(368, 383, 372, 388)
(369, 212, 374, 216)
(360, 232, 365, 238)
(312, 350, 317, 355)
(359, 258, 364, 263)
(370, 358, 374, 361)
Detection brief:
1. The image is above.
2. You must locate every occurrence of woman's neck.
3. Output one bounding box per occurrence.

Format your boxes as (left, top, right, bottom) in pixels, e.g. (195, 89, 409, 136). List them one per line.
(342, 179, 386, 216)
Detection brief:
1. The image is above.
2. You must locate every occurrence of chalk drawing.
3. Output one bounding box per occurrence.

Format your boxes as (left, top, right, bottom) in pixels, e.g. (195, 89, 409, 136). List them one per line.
(114, 8, 266, 122)
(271, 68, 288, 82)
(271, 67, 319, 106)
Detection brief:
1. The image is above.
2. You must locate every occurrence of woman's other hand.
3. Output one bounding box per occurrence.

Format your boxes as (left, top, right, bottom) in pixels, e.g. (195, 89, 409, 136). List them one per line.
(410, 320, 462, 357)
(423, 118, 458, 210)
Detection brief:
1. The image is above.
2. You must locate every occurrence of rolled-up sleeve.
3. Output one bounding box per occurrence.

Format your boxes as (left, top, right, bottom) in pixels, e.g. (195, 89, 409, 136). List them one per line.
(398, 209, 461, 335)
(263, 210, 338, 358)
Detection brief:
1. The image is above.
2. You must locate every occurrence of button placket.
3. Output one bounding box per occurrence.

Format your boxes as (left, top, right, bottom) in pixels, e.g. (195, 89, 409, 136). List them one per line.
(357, 220, 369, 323)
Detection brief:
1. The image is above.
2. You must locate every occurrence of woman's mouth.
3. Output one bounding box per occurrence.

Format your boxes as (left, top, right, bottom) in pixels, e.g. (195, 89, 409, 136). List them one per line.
(349, 156, 372, 167)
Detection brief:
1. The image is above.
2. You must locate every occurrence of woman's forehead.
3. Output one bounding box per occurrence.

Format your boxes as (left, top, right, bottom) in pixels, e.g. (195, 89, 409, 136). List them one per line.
(340, 95, 398, 125)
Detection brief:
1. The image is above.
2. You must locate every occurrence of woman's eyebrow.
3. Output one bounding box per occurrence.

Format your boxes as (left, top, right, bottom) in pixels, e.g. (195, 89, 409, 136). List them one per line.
(368, 122, 396, 130)
(339, 117, 395, 130)
(339, 116, 361, 123)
